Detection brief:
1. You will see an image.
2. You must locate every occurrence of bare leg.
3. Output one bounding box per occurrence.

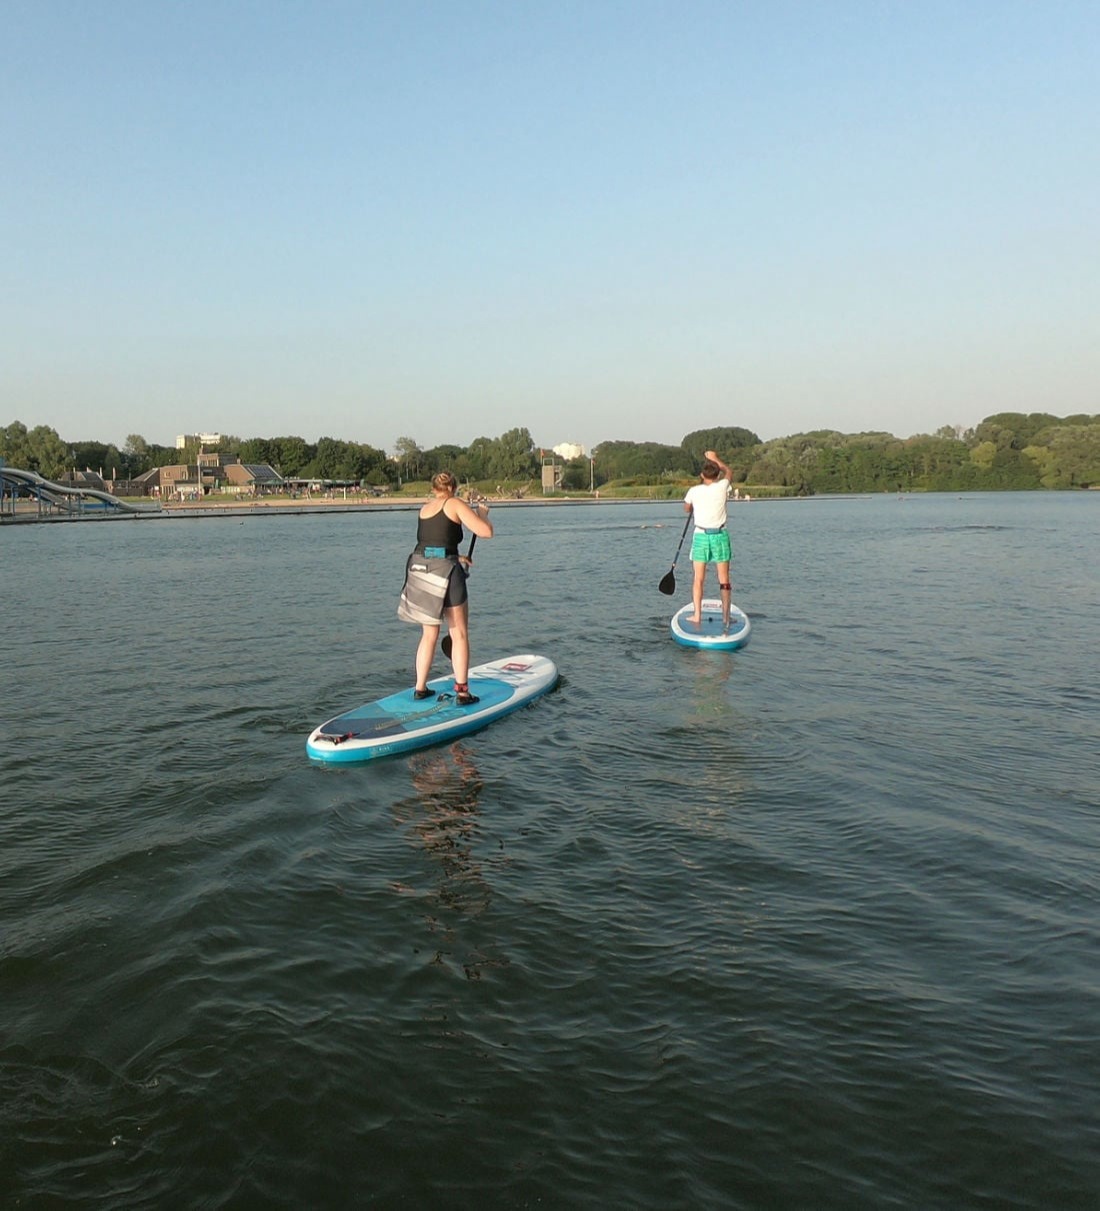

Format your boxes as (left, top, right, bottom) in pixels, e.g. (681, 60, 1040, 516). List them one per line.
(444, 602, 470, 685)
(717, 560, 731, 628)
(691, 560, 707, 624)
(415, 624, 440, 692)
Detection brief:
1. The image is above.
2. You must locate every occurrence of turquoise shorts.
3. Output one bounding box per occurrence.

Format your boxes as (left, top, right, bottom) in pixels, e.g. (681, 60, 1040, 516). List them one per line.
(691, 529, 731, 563)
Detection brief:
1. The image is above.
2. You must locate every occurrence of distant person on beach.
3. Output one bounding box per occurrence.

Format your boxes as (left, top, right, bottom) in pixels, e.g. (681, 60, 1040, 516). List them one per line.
(683, 450, 734, 630)
(398, 472, 493, 705)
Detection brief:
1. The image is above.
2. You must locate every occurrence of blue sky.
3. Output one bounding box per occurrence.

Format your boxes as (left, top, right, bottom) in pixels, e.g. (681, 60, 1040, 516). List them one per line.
(4, 0, 1097, 454)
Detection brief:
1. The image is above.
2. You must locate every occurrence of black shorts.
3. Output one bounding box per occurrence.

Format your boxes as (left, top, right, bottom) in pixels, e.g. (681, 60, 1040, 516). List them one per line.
(442, 562, 469, 609)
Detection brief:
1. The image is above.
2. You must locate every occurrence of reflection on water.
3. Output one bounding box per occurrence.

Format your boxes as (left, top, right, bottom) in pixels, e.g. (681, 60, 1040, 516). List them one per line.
(686, 654, 736, 724)
(391, 744, 505, 979)
(660, 655, 757, 813)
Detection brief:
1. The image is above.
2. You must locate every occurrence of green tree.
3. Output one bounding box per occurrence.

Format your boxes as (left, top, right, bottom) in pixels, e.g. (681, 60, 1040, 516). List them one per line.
(1026, 423, 1100, 487)
(487, 427, 537, 479)
(904, 435, 971, 490)
(1, 421, 32, 467)
(123, 434, 150, 474)
(590, 440, 690, 480)
(970, 441, 997, 473)
(70, 441, 124, 477)
(238, 438, 280, 467)
(1022, 443, 1058, 487)
(1, 423, 71, 479)
(394, 436, 423, 482)
(308, 438, 391, 482)
(560, 455, 595, 490)
(144, 442, 180, 469)
(681, 426, 762, 470)
(357, 442, 393, 484)
(34, 425, 71, 479)
(464, 436, 494, 481)
(971, 412, 1063, 450)
(423, 444, 465, 479)
(271, 437, 313, 477)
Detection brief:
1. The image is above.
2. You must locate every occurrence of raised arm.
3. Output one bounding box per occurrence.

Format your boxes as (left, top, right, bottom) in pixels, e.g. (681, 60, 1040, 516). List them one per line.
(452, 495, 494, 539)
(704, 450, 733, 482)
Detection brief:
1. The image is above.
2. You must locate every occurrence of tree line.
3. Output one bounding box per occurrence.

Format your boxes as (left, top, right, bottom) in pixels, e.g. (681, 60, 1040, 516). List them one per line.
(2, 414, 1098, 493)
(742, 414, 1100, 492)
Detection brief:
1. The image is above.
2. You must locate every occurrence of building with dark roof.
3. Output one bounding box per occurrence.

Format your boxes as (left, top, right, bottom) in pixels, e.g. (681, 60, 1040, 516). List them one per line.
(224, 462, 286, 494)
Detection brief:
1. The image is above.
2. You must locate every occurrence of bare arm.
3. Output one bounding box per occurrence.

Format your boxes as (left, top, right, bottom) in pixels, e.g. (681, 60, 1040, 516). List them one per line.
(705, 449, 733, 482)
(451, 495, 494, 539)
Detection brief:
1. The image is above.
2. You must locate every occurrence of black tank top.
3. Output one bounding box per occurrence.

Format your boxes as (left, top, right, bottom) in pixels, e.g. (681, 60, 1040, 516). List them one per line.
(417, 505, 463, 553)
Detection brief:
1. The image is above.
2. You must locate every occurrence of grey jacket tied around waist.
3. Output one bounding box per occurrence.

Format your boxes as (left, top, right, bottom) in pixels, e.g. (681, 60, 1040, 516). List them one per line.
(398, 553, 456, 625)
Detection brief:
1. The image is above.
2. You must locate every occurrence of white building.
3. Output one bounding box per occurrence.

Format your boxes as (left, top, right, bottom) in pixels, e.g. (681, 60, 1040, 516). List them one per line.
(552, 442, 586, 460)
(176, 432, 223, 449)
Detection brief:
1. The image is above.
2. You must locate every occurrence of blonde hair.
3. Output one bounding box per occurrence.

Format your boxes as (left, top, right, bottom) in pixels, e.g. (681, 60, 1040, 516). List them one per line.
(431, 471, 458, 493)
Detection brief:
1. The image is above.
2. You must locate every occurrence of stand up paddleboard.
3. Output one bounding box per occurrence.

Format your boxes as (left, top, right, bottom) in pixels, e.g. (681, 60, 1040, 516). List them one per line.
(670, 599, 751, 651)
(307, 654, 558, 764)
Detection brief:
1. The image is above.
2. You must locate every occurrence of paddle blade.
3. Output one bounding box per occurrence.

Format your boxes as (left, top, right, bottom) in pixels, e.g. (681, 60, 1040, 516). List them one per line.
(658, 569, 676, 595)
(441, 634, 453, 658)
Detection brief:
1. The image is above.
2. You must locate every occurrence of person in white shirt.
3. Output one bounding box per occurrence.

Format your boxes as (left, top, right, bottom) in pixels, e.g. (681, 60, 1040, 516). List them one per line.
(682, 449, 734, 630)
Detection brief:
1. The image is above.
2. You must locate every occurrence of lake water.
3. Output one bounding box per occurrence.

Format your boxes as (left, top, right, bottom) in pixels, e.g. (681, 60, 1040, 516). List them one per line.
(2, 493, 1097, 1209)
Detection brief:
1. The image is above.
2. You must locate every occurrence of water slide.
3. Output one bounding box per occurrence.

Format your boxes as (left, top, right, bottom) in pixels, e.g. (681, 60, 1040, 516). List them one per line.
(0, 466, 160, 515)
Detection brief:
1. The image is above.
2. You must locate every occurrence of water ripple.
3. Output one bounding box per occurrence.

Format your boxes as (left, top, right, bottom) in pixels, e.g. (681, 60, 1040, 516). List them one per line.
(2, 498, 1099, 1208)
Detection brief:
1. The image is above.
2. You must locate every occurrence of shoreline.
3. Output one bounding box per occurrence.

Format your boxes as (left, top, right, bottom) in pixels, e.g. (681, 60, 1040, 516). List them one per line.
(1, 494, 852, 525)
(156, 495, 659, 519)
(1, 494, 625, 523)
(5, 491, 894, 526)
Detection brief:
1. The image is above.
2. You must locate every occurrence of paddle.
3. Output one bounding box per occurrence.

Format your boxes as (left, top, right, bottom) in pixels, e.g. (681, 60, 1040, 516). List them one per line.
(658, 513, 692, 595)
(441, 533, 477, 659)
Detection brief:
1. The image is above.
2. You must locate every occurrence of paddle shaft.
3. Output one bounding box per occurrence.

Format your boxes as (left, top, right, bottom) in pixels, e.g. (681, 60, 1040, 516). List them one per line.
(658, 512, 693, 594)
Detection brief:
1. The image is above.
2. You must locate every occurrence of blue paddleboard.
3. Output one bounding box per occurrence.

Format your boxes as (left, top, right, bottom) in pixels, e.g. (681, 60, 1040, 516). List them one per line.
(306, 654, 558, 763)
(670, 599, 751, 651)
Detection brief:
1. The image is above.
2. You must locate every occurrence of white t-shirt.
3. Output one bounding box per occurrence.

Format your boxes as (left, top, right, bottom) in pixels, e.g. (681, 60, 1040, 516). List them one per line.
(684, 478, 729, 530)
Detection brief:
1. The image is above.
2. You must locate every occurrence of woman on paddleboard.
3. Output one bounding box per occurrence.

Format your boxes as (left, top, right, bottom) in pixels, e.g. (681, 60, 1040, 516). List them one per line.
(683, 449, 734, 631)
(398, 472, 493, 705)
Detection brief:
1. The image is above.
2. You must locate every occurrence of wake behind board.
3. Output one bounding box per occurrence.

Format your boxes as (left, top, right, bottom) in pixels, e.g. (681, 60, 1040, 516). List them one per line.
(307, 654, 558, 764)
(670, 599, 751, 651)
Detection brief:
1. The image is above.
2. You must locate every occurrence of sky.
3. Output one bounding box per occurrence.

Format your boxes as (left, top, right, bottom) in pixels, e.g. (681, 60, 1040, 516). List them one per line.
(3, 0, 1098, 455)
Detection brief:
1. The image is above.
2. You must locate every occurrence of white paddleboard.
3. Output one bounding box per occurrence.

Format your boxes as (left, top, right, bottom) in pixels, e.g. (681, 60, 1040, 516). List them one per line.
(670, 599, 751, 651)
(307, 654, 558, 763)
